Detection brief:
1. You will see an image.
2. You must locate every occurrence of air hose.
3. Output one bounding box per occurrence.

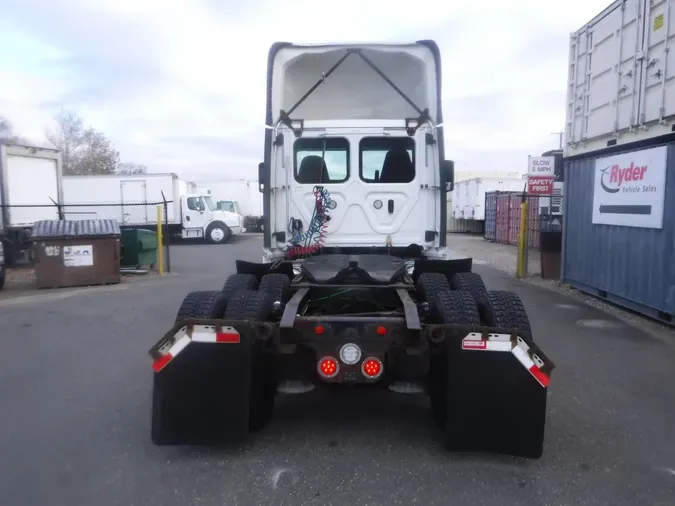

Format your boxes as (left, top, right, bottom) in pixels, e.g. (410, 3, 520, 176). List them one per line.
(286, 186, 332, 259)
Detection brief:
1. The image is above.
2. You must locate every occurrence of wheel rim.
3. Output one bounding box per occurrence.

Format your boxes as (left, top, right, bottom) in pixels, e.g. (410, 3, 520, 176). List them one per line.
(211, 227, 225, 242)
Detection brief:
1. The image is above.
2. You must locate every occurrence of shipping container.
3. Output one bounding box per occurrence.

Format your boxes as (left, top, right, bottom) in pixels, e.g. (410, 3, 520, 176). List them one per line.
(451, 177, 525, 221)
(566, 0, 675, 157)
(562, 141, 675, 322)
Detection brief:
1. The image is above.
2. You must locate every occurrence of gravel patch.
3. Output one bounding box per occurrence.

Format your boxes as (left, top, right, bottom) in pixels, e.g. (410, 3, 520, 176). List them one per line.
(448, 232, 675, 342)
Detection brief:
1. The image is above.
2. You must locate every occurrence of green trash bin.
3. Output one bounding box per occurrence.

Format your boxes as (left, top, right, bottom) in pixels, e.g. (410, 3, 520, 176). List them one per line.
(121, 228, 158, 268)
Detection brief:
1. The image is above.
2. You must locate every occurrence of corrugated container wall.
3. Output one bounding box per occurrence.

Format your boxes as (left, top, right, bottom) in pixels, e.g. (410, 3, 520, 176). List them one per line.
(566, 0, 675, 157)
(562, 142, 675, 321)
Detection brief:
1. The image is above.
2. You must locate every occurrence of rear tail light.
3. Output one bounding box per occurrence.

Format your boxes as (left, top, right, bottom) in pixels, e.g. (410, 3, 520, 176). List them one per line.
(317, 356, 339, 378)
(361, 357, 383, 379)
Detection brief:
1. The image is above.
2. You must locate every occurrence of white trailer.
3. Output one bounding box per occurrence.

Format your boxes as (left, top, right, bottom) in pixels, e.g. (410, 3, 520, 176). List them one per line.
(566, 0, 675, 156)
(62, 173, 243, 244)
(191, 178, 264, 232)
(451, 177, 526, 221)
(0, 143, 63, 273)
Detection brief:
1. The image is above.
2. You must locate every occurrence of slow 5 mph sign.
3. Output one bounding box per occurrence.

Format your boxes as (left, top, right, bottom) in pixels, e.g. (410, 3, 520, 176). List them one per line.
(527, 156, 554, 195)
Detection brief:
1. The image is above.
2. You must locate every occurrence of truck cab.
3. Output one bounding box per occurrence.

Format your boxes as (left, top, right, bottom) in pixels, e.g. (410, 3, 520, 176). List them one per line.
(180, 193, 243, 243)
(258, 42, 454, 262)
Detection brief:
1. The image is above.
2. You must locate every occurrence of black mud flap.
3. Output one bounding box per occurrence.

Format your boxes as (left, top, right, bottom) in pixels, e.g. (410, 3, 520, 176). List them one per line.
(149, 319, 273, 445)
(427, 325, 555, 459)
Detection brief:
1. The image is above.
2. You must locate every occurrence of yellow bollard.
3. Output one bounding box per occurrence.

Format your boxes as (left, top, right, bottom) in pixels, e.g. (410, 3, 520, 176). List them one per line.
(516, 201, 528, 279)
(156, 205, 164, 275)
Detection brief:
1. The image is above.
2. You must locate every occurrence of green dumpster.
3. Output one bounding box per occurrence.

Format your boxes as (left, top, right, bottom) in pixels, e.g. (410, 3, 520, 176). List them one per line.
(121, 228, 158, 268)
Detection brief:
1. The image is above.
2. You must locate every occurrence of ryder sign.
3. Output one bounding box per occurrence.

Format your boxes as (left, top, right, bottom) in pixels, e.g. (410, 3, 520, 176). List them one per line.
(591, 145, 667, 229)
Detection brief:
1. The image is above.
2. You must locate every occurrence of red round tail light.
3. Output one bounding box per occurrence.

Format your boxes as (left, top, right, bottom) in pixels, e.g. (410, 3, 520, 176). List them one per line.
(317, 356, 339, 378)
(361, 357, 383, 379)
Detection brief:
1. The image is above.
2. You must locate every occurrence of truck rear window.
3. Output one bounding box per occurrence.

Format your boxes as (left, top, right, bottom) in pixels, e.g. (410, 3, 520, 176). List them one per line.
(359, 137, 415, 183)
(294, 138, 349, 184)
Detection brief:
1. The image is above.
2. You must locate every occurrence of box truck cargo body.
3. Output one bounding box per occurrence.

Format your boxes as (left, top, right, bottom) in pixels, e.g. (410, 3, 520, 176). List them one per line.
(566, 0, 675, 157)
(0, 143, 63, 270)
(451, 177, 526, 221)
(62, 173, 243, 244)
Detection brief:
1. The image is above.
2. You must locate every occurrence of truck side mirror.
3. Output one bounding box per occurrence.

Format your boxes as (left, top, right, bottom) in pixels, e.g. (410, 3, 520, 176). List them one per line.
(442, 159, 455, 192)
(258, 162, 265, 193)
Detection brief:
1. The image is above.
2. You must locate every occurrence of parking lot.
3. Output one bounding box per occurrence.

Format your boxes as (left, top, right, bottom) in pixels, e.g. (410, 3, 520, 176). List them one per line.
(1, 233, 674, 506)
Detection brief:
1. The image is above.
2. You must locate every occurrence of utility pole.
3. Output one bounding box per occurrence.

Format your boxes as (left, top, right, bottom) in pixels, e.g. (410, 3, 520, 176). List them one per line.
(551, 131, 563, 149)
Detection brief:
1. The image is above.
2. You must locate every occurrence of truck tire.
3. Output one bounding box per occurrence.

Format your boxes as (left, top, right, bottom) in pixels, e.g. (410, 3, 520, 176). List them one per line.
(476, 290, 532, 340)
(175, 290, 228, 324)
(258, 273, 291, 305)
(429, 290, 480, 431)
(222, 273, 258, 295)
(416, 273, 450, 302)
(206, 223, 231, 244)
(225, 289, 276, 431)
(450, 272, 487, 301)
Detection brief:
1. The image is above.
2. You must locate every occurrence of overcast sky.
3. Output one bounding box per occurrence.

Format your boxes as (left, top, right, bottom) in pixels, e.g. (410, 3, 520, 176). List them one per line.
(1, 0, 609, 181)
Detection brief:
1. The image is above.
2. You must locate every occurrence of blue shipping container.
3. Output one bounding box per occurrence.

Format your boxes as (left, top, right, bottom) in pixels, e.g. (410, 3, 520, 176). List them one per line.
(562, 142, 675, 321)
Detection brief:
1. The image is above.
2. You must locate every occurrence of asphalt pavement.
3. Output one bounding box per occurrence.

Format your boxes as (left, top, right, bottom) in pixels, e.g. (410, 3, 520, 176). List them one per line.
(1, 234, 674, 506)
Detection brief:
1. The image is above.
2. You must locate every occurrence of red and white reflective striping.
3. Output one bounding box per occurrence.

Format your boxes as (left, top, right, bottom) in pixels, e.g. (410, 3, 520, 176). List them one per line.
(152, 325, 240, 373)
(461, 332, 550, 388)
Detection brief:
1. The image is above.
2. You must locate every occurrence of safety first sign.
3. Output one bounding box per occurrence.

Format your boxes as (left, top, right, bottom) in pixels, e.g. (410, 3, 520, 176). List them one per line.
(527, 156, 554, 195)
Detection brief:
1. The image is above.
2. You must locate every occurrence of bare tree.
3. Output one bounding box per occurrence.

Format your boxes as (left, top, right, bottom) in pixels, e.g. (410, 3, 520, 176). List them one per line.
(118, 162, 148, 175)
(46, 110, 120, 175)
(0, 116, 24, 144)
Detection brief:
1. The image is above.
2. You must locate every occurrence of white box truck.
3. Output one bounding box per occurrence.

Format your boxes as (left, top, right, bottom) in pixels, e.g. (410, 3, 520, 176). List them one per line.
(61, 173, 243, 244)
(566, 0, 675, 156)
(191, 178, 264, 232)
(451, 177, 526, 220)
(0, 143, 63, 277)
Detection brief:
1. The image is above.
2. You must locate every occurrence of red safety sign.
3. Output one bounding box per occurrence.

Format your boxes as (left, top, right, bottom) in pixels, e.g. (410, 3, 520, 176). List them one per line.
(527, 176, 554, 195)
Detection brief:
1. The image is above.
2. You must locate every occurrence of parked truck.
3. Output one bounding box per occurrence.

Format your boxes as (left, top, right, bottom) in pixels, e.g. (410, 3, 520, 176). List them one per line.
(148, 41, 555, 458)
(191, 178, 264, 232)
(62, 173, 243, 244)
(0, 143, 63, 274)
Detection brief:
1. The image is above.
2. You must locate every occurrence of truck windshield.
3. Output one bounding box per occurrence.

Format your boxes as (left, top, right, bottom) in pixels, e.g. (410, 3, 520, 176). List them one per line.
(360, 137, 415, 183)
(294, 137, 349, 184)
(203, 196, 217, 211)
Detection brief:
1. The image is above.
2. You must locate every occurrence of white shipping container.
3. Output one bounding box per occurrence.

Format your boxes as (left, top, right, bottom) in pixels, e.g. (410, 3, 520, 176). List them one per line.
(566, 0, 675, 156)
(451, 177, 525, 221)
(62, 173, 188, 226)
(0, 144, 62, 228)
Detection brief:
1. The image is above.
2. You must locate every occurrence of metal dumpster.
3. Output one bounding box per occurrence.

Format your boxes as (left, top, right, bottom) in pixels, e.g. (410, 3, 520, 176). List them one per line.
(121, 228, 157, 268)
(32, 219, 121, 289)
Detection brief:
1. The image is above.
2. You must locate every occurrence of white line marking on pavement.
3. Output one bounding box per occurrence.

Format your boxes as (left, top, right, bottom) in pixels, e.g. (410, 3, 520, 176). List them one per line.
(0, 284, 129, 307)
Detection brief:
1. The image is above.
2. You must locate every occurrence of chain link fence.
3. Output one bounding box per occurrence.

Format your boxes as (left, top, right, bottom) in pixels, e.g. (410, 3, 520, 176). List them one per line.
(1, 201, 172, 272)
(484, 192, 563, 278)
